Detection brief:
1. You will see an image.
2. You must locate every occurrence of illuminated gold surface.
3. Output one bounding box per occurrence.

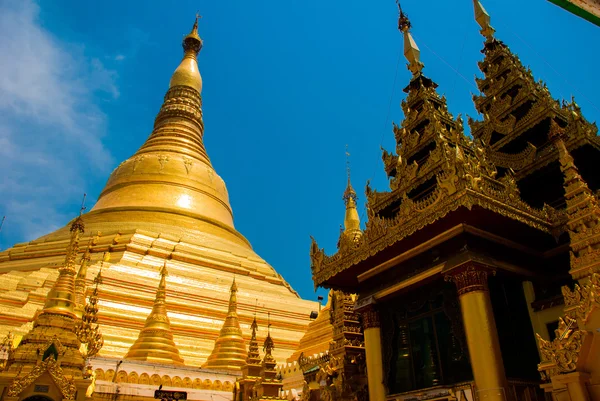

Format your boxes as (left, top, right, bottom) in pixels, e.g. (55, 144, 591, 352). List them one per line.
(203, 279, 247, 370)
(286, 293, 332, 363)
(0, 16, 317, 368)
(124, 262, 184, 365)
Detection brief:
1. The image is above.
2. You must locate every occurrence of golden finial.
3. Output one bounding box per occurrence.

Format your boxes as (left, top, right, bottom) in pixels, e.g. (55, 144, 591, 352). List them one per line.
(473, 0, 496, 40)
(396, 2, 424, 76)
(170, 15, 204, 92)
(183, 13, 203, 54)
(160, 260, 169, 278)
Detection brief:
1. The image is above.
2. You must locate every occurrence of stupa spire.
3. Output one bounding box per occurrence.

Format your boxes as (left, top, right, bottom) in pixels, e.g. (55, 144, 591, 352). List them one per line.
(397, 3, 424, 76)
(42, 213, 85, 319)
(89, 16, 247, 245)
(124, 261, 185, 364)
(203, 277, 248, 370)
(473, 0, 496, 40)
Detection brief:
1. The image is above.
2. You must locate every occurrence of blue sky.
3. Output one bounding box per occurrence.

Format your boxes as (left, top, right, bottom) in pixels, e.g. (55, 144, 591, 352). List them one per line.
(0, 0, 598, 301)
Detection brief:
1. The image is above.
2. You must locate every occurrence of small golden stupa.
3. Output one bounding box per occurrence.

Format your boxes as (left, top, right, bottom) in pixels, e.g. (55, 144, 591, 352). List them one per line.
(202, 278, 247, 370)
(124, 261, 184, 365)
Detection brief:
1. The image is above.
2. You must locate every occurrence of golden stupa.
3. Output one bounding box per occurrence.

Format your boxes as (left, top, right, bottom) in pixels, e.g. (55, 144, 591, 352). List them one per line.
(124, 261, 184, 365)
(202, 278, 247, 370)
(0, 17, 317, 367)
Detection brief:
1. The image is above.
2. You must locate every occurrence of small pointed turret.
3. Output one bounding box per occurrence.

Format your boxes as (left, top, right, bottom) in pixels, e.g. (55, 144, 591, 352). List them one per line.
(246, 316, 261, 365)
(397, 5, 424, 76)
(262, 316, 275, 365)
(42, 215, 85, 319)
(473, 0, 496, 40)
(203, 278, 248, 370)
(124, 261, 184, 364)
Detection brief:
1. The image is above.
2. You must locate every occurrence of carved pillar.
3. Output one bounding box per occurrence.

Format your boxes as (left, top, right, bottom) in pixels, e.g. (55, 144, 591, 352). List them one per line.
(360, 305, 386, 401)
(446, 263, 510, 401)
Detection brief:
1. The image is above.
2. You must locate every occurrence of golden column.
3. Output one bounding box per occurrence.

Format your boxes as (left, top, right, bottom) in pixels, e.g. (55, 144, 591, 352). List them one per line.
(359, 304, 386, 401)
(446, 263, 510, 401)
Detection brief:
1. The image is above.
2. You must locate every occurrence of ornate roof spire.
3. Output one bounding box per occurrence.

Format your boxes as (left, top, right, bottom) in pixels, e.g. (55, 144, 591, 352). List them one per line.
(473, 0, 496, 40)
(203, 277, 248, 370)
(550, 121, 600, 280)
(262, 312, 275, 364)
(124, 260, 185, 364)
(246, 315, 261, 364)
(342, 146, 361, 239)
(170, 14, 203, 93)
(397, 2, 423, 76)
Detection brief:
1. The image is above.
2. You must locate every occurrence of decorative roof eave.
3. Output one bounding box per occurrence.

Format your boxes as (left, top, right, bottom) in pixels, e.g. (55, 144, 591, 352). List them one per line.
(311, 185, 562, 288)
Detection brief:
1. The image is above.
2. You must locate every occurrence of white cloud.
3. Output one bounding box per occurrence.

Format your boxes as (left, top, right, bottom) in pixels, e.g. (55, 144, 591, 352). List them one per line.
(0, 0, 117, 244)
(114, 54, 126, 61)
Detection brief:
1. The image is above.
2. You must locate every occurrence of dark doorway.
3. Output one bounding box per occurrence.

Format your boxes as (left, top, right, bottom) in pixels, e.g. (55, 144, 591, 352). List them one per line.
(22, 396, 55, 401)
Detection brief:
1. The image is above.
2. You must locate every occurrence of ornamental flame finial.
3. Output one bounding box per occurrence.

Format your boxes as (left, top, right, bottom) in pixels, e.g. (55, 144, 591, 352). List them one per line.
(473, 0, 496, 40)
(396, 3, 423, 76)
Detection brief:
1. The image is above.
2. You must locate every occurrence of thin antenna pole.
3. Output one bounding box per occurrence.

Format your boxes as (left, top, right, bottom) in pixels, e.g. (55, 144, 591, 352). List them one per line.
(345, 144, 351, 183)
(0, 216, 5, 234)
(79, 193, 87, 216)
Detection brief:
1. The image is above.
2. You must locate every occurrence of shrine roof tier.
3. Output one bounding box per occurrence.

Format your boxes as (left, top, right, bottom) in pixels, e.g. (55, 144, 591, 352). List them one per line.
(467, 31, 599, 182)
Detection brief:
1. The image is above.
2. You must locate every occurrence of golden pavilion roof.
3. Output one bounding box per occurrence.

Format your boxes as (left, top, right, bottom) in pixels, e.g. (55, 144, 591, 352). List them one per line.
(203, 278, 248, 370)
(309, 3, 577, 288)
(124, 261, 184, 365)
